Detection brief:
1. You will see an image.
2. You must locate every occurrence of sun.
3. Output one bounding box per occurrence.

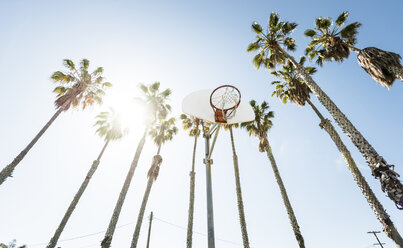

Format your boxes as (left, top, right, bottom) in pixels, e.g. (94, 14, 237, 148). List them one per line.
(101, 83, 147, 133)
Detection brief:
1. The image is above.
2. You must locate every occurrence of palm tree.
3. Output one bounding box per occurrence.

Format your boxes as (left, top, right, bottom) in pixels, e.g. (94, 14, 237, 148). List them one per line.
(0, 240, 26, 248)
(0, 59, 111, 185)
(240, 101, 305, 248)
(304, 11, 403, 89)
(180, 114, 205, 248)
(47, 109, 125, 248)
(247, 12, 403, 210)
(224, 124, 250, 248)
(101, 82, 171, 248)
(130, 117, 178, 248)
(271, 60, 403, 246)
(271, 57, 316, 107)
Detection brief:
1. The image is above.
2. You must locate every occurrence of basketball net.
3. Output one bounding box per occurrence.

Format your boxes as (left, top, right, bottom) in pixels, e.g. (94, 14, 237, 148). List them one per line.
(211, 86, 240, 123)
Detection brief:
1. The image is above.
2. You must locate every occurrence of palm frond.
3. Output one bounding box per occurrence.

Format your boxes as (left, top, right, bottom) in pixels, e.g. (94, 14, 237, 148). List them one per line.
(248, 13, 298, 72)
(161, 89, 172, 98)
(94, 109, 126, 141)
(284, 37, 296, 51)
(304, 29, 316, 37)
(253, 54, 264, 69)
(282, 22, 297, 34)
(252, 22, 263, 34)
(51, 71, 72, 83)
(102, 82, 112, 87)
(306, 12, 360, 64)
(315, 17, 331, 31)
(269, 12, 280, 28)
(139, 84, 148, 93)
(335, 11, 349, 27)
(80, 59, 90, 71)
(299, 56, 306, 65)
(63, 59, 75, 70)
(53, 86, 67, 96)
(52, 59, 110, 111)
(340, 22, 361, 40)
(247, 42, 261, 52)
(93, 67, 104, 76)
(151, 82, 160, 92)
(305, 67, 317, 74)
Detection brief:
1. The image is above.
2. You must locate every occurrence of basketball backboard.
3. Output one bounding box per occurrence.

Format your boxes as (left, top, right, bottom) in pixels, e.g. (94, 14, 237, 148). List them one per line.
(182, 87, 255, 124)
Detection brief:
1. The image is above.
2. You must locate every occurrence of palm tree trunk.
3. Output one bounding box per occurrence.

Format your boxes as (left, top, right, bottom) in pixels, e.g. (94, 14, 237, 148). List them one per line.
(0, 107, 65, 185)
(278, 45, 403, 209)
(131, 145, 163, 248)
(321, 118, 403, 247)
(264, 139, 305, 248)
(305, 106, 403, 247)
(229, 126, 250, 248)
(186, 134, 198, 248)
(130, 176, 154, 248)
(146, 211, 153, 248)
(156, 144, 162, 156)
(346, 43, 361, 53)
(47, 140, 109, 248)
(101, 129, 148, 248)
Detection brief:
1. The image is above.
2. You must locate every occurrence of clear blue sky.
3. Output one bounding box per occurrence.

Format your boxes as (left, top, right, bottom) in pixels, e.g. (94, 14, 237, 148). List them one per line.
(0, 0, 402, 247)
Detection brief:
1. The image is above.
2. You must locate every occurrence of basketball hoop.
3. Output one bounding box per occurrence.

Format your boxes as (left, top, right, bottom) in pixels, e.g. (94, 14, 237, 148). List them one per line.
(181, 85, 255, 248)
(182, 85, 254, 125)
(210, 85, 241, 123)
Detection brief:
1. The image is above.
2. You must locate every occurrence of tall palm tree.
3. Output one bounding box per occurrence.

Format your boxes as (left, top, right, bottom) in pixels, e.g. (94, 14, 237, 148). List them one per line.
(47, 109, 125, 248)
(130, 117, 177, 248)
(247, 12, 403, 210)
(240, 101, 305, 248)
(0, 59, 111, 186)
(180, 114, 206, 248)
(304, 11, 403, 89)
(224, 124, 250, 248)
(271, 57, 316, 107)
(271, 60, 403, 246)
(101, 82, 171, 248)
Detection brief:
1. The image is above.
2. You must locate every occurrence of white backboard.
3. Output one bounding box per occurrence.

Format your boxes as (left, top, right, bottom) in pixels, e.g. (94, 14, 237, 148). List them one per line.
(182, 88, 255, 124)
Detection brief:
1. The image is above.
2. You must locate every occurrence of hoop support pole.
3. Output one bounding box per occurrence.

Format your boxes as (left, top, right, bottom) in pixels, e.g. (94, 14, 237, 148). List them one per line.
(208, 125, 220, 161)
(203, 126, 217, 248)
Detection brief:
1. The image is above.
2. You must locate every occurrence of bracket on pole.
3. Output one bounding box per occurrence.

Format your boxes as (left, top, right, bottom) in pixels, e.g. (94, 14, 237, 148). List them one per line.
(203, 158, 213, 165)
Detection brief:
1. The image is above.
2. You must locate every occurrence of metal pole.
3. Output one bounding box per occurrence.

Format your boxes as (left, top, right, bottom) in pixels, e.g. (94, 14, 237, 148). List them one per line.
(146, 212, 153, 248)
(204, 133, 215, 248)
(368, 231, 385, 248)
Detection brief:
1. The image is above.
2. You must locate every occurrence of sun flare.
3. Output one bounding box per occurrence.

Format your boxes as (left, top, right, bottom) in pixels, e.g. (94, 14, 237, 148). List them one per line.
(102, 84, 147, 134)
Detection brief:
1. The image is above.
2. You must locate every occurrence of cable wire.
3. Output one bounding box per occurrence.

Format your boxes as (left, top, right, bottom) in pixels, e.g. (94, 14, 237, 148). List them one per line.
(27, 214, 246, 247)
(28, 221, 136, 247)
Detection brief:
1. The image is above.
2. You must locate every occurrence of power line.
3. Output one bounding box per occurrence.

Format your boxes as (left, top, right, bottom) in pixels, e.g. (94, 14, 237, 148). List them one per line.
(27, 214, 245, 247)
(367, 231, 385, 248)
(77, 242, 101, 248)
(153, 217, 245, 247)
(28, 221, 136, 247)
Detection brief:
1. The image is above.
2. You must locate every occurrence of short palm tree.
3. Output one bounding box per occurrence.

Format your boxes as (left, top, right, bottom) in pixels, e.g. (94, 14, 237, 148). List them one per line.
(101, 82, 171, 248)
(240, 101, 305, 248)
(180, 114, 206, 248)
(0, 59, 111, 185)
(305, 11, 403, 89)
(247, 12, 403, 210)
(0, 240, 26, 248)
(47, 109, 125, 248)
(271, 60, 403, 246)
(223, 124, 250, 248)
(130, 117, 177, 248)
